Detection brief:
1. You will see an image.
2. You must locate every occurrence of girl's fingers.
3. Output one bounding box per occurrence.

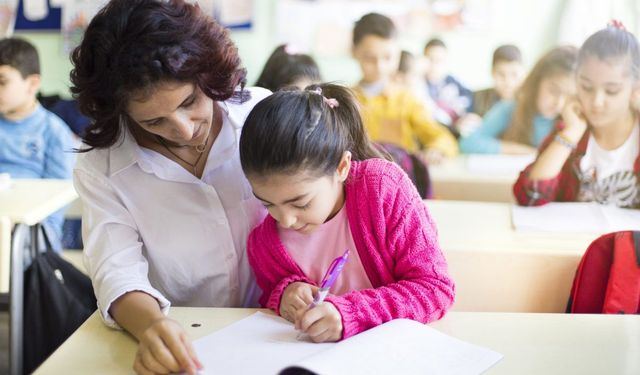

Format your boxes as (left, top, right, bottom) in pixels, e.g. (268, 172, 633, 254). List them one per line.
(182, 333, 204, 370)
(133, 353, 156, 375)
(162, 332, 196, 375)
(140, 348, 171, 374)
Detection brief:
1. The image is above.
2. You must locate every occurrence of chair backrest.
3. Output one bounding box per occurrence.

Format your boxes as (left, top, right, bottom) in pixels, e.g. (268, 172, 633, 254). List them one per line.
(567, 231, 640, 314)
(376, 143, 432, 199)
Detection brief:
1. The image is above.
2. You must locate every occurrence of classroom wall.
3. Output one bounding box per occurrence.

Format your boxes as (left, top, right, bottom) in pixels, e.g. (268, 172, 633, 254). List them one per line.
(14, 0, 639, 98)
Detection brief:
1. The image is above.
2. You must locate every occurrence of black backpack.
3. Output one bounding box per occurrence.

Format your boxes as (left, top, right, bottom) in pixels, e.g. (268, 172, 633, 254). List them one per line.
(22, 226, 96, 374)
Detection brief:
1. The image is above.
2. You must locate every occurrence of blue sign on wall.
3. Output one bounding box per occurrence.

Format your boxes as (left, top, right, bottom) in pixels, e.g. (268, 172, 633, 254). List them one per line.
(14, 0, 62, 31)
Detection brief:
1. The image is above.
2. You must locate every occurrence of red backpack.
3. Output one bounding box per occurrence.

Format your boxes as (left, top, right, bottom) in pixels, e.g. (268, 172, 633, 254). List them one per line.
(567, 231, 640, 314)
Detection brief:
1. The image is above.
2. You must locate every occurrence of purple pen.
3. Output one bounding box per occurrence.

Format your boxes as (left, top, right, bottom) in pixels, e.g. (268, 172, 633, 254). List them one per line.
(309, 249, 350, 308)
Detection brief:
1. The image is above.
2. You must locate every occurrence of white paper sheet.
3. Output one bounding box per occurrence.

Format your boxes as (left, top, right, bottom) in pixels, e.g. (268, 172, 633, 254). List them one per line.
(511, 202, 640, 233)
(192, 312, 503, 375)
(465, 154, 535, 175)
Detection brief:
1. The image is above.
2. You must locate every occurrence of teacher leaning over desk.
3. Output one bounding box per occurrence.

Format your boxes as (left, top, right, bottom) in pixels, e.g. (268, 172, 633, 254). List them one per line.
(69, 0, 269, 374)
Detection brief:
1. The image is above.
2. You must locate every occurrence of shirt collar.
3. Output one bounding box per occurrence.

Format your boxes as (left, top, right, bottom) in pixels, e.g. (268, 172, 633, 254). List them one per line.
(108, 101, 237, 178)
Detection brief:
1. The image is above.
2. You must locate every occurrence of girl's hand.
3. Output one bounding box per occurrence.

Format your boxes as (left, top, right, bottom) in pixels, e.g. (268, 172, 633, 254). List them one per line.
(295, 302, 343, 343)
(561, 97, 588, 142)
(280, 282, 318, 323)
(133, 317, 202, 375)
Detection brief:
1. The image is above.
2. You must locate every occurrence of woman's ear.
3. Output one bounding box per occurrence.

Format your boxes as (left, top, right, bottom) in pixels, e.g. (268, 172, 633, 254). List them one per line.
(336, 151, 352, 182)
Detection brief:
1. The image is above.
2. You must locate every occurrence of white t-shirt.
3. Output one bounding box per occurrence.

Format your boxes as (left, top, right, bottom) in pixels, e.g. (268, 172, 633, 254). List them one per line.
(578, 124, 639, 208)
(74, 87, 270, 328)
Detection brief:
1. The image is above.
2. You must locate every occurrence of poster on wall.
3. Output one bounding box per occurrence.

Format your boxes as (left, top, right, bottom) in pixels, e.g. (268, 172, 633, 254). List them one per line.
(194, 0, 254, 30)
(61, 0, 106, 53)
(0, 0, 17, 37)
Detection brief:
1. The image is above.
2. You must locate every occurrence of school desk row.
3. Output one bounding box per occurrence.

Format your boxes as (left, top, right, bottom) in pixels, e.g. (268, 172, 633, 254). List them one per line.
(35, 307, 640, 375)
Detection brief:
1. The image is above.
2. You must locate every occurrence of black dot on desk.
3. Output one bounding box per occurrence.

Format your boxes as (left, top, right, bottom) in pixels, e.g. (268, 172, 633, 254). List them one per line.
(191, 323, 201, 327)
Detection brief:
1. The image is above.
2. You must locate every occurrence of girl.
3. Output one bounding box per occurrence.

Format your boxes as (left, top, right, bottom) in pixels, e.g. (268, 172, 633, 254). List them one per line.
(239, 84, 454, 343)
(514, 22, 640, 208)
(460, 46, 578, 154)
(255, 44, 322, 92)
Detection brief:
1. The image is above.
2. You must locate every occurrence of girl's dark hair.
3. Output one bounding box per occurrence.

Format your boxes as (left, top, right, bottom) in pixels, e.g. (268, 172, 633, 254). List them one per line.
(70, 0, 248, 150)
(578, 23, 640, 79)
(492, 44, 522, 67)
(240, 83, 385, 179)
(503, 45, 577, 145)
(254, 44, 321, 92)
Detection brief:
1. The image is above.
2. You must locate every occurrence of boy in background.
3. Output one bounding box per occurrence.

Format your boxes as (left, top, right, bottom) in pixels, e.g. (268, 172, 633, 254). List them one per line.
(351, 13, 458, 164)
(473, 44, 525, 116)
(0, 37, 75, 245)
(423, 38, 473, 133)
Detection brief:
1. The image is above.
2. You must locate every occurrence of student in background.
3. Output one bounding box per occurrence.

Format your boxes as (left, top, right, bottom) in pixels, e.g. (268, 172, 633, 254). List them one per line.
(423, 38, 473, 131)
(460, 46, 578, 154)
(255, 44, 321, 92)
(396, 50, 437, 114)
(473, 44, 525, 117)
(351, 13, 458, 165)
(0, 37, 75, 244)
(240, 84, 454, 343)
(514, 23, 640, 208)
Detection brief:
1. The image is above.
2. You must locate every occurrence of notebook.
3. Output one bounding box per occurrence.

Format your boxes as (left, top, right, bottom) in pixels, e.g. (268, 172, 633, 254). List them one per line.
(511, 202, 640, 233)
(191, 312, 503, 375)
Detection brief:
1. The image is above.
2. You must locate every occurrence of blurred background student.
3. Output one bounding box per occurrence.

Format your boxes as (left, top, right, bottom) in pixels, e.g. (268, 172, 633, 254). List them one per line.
(255, 44, 322, 92)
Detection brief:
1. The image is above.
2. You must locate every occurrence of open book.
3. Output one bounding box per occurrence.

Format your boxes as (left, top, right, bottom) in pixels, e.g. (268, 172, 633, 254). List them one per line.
(511, 202, 640, 233)
(191, 312, 502, 375)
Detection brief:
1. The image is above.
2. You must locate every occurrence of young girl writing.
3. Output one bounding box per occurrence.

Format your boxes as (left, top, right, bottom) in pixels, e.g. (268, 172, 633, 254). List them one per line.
(239, 84, 454, 343)
(460, 46, 577, 154)
(514, 22, 640, 207)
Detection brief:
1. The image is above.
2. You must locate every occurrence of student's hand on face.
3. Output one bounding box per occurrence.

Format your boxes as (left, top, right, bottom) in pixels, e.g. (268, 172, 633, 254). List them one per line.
(295, 302, 343, 343)
(420, 149, 445, 165)
(134, 317, 202, 375)
(561, 97, 588, 142)
(454, 113, 482, 137)
(280, 282, 319, 323)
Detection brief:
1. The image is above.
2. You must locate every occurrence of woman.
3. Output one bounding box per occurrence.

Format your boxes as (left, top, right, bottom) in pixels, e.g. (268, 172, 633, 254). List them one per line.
(70, 1, 269, 373)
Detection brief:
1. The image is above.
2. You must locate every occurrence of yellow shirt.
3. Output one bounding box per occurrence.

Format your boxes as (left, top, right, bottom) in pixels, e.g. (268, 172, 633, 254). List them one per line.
(353, 85, 459, 156)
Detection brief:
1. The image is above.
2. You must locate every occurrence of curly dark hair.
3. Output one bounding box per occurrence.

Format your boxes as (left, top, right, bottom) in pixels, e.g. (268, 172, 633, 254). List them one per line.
(70, 0, 248, 149)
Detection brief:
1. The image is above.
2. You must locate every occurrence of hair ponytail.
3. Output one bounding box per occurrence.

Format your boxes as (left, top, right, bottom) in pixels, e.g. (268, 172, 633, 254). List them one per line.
(240, 83, 386, 179)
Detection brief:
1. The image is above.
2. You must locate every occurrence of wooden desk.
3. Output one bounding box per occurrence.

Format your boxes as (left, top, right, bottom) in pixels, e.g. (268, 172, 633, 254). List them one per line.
(425, 200, 600, 313)
(429, 155, 532, 203)
(36, 308, 640, 375)
(0, 179, 78, 375)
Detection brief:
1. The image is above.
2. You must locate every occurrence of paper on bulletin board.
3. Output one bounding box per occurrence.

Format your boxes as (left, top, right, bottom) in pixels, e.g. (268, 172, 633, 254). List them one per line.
(0, 0, 17, 37)
(192, 0, 254, 30)
(61, 0, 107, 53)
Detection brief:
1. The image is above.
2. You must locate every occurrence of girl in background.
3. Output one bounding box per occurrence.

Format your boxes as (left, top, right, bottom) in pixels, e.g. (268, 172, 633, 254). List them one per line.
(255, 44, 322, 91)
(240, 84, 454, 343)
(514, 22, 640, 208)
(460, 46, 578, 154)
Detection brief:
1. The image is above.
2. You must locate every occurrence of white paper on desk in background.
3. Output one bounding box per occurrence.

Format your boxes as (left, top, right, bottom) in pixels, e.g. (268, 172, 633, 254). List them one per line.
(191, 311, 503, 375)
(511, 202, 640, 233)
(466, 154, 535, 174)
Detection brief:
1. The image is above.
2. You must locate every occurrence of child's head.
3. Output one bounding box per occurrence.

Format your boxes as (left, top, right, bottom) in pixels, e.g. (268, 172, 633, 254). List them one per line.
(70, 0, 246, 150)
(352, 13, 400, 85)
(240, 84, 383, 233)
(255, 44, 321, 92)
(503, 46, 577, 144)
(576, 22, 640, 129)
(397, 50, 428, 86)
(0, 37, 41, 119)
(491, 44, 524, 101)
(423, 38, 448, 82)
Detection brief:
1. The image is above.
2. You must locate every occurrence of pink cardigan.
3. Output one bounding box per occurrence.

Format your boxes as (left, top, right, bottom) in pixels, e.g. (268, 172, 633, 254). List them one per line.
(247, 159, 455, 339)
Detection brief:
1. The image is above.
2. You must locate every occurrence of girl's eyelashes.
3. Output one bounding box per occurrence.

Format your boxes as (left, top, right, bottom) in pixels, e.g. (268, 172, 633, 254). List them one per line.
(294, 202, 311, 210)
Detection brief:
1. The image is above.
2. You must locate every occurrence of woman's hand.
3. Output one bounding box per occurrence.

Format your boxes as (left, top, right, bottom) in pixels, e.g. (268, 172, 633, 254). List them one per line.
(295, 302, 343, 343)
(133, 317, 202, 375)
(561, 97, 588, 143)
(280, 282, 318, 323)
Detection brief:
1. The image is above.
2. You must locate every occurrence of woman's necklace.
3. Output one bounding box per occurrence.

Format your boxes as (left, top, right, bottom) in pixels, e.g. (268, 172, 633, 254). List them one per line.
(156, 130, 211, 176)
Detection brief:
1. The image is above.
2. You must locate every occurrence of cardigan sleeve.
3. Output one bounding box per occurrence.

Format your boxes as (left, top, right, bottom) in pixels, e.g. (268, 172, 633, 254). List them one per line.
(325, 164, 455, 339)
(246, 222, 313, 313)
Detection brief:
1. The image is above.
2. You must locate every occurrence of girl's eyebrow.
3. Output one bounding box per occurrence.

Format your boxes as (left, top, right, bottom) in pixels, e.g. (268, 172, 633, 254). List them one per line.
(252, 192, 309, 205)
(578, 75, 623, 87)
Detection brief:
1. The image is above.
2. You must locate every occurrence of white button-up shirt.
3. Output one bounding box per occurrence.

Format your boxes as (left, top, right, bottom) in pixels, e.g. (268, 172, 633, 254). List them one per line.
(74, 87, 270, 328)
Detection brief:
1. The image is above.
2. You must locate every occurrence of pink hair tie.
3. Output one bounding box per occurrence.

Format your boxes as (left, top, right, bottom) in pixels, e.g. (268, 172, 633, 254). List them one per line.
(609, 20, 626, 30)
(324, 97, 339, 109)
(284, 44, 300, 55)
